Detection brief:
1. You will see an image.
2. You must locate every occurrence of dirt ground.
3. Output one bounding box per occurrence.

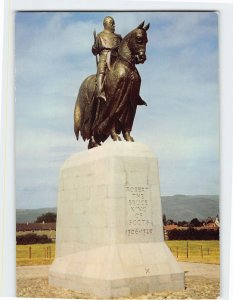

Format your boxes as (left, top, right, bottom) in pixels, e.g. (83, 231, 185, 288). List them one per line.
(17, 262, 220, 299)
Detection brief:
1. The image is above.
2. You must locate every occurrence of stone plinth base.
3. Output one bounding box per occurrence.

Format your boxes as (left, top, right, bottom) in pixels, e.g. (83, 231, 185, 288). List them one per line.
(49, 142, 184, 298)
(50, 243, 184, 298)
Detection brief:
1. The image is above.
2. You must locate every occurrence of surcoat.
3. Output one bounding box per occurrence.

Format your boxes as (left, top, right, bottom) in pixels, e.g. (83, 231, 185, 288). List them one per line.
(92, 31, 122, 54)
(92, 31, 122, 73)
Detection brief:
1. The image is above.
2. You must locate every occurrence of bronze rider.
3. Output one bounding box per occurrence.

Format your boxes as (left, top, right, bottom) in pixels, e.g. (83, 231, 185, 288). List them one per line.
(92, 16, 122, 101)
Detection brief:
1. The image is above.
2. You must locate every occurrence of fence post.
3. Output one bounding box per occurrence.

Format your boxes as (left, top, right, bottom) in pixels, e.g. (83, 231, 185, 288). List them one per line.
(201, 245, 203, 258)
(29, 246, 32, 259)
(176, 246, 179, 258)
(186, 241, 189, 259)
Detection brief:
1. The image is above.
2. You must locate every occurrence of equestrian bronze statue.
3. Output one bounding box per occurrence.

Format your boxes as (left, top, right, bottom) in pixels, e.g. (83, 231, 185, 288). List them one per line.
(74, 19, 150, 149)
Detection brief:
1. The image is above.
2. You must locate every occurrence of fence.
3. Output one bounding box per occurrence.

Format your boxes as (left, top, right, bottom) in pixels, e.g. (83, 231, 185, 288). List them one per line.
(17, 244, 55, 265)
(168, 241, 220, 263)
(16, 242, 220, 266)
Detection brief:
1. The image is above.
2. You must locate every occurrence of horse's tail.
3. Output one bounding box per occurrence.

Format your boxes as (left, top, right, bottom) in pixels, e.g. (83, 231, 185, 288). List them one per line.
(74, 95, 81, 140)
(74, 75, 96, 141)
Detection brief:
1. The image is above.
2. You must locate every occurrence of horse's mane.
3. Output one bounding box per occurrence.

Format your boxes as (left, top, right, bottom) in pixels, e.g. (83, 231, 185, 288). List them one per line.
(118, 30, 136, 64)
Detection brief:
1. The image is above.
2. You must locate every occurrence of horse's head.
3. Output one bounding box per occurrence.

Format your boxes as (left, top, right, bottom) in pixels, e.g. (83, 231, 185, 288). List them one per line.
(119, 21, 150, 65)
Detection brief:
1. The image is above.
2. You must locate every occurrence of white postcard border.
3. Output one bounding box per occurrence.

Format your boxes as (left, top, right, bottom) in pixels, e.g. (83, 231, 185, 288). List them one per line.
(1, 1, 233, 299)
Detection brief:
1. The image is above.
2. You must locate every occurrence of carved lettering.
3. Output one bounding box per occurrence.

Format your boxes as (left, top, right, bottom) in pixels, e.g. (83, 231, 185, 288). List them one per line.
(125, 185, 153, 238)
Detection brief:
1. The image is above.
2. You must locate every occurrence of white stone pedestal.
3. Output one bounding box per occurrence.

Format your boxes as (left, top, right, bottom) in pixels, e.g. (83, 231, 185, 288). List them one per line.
(49, 142, 184, 298)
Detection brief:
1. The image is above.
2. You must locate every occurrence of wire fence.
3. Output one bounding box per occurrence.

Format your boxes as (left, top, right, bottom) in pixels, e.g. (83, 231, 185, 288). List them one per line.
(17, 244, 55, 265)
(16, 241, 220, 266)
(168, 241, 219, 263)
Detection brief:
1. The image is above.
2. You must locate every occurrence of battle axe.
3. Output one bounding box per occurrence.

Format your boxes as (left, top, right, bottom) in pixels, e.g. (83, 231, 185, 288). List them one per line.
(93, 29, 98, 67)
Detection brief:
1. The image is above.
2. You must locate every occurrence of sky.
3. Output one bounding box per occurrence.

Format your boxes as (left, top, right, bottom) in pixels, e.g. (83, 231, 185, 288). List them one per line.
(15, 12, 219, 209)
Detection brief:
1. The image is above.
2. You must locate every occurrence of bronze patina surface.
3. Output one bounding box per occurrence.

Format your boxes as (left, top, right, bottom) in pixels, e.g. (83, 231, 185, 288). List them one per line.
(74, 18, 150, 149)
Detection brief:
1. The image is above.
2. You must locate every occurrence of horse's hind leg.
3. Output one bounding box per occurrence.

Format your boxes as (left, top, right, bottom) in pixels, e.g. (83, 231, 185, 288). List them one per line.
(110, 126, 122, 141)
(123, 130, 134, 142)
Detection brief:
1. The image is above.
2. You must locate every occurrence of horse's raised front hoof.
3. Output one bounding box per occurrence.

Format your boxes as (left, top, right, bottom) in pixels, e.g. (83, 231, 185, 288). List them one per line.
(123, 131, 134, 142)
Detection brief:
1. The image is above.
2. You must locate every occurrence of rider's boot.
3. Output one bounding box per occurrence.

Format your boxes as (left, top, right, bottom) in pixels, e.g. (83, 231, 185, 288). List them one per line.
(96, 74, 106, 102)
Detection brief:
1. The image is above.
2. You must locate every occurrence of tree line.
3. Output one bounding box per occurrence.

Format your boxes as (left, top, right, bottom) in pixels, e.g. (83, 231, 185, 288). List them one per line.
(163, 214, 219, 240)
(163, 214, 219, 227)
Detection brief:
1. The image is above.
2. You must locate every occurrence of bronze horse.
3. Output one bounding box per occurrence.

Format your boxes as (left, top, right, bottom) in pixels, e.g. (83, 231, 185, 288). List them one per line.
(74, 21, 149, 149)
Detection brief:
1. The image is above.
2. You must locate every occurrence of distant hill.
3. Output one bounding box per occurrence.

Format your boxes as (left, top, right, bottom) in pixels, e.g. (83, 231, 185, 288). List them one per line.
(16, 195, 219, 223)
(16, 207, 57, 223)
(161, 195, 219, 222)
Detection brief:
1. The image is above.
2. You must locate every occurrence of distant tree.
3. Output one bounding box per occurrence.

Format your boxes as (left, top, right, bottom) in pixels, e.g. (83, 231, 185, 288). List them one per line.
(35, 212, 57, 223)
(189, 218, 201, 227)
(204, 217, 213, 224)
(163, 214, 167, 225)
(178, 220, 189, 227)
(166, 219, 177, 225)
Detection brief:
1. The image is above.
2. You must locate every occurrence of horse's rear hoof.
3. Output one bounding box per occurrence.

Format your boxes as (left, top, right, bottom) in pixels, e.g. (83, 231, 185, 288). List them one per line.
(111, 133, 122, 141)
(123, 131, 134, 142)
(115, 136, 122, 141)
(113, 137, 122, 141)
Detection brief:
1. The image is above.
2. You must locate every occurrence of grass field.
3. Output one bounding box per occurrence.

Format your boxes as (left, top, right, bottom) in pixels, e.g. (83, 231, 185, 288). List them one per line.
(16, 240, 220, 266)
(167, 240, 220, 264)
(17, 244, 55, 266)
